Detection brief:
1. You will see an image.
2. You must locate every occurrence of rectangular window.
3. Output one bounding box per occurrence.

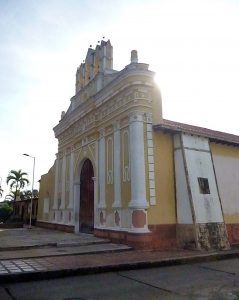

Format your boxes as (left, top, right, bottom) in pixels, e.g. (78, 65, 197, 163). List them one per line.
(198, 177, 210, 194)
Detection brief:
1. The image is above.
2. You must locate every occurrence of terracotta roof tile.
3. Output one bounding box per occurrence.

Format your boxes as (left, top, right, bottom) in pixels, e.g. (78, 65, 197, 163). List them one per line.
(154, 119, 239, 145)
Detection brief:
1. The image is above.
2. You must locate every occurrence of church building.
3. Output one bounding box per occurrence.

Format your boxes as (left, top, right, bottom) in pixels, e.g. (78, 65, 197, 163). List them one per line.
(37, 40, 239, 251)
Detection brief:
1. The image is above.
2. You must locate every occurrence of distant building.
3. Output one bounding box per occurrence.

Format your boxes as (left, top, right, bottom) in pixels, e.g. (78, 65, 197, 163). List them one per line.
(12, 196, 38, 224)
(37, 40, 239, 250)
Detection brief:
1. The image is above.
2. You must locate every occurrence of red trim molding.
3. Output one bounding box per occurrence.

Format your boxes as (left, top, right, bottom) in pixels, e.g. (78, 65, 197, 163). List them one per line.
(94, 228, 152, 249)
(95, 224, 177, 250)
(226, 224, 239, 244)
(149, 224, 177, 249)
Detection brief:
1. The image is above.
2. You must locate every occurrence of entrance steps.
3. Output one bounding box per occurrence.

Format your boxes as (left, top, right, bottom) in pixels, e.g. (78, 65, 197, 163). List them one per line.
(0, 230, 132, 260)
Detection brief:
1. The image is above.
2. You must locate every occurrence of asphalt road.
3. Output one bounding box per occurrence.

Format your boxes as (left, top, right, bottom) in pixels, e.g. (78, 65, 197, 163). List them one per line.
(2, 258, 239, 300)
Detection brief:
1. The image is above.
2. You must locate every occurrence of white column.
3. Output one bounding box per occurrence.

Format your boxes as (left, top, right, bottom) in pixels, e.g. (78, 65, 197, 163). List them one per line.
(68, 148, 75, 209)
(129, 112, 148, 209)
(53, 154, 59, 209)
(60, 153, 66, 209)
(98, 129, 106, 208)
(73, 182, 80, 233)
(113, 122, 121, 208)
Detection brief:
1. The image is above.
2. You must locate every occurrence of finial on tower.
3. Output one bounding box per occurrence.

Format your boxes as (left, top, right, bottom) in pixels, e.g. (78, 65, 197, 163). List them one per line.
(61, 111, 65, 119)
(131, 50, 138, 63)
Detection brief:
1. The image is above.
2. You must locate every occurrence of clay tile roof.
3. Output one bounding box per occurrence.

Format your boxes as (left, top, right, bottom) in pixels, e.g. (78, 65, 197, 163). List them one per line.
(154, 119, 239, 146)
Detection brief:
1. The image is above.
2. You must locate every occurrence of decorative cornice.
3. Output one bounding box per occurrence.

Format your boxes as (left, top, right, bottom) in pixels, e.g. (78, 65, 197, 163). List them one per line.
(54, 65, 155, 139)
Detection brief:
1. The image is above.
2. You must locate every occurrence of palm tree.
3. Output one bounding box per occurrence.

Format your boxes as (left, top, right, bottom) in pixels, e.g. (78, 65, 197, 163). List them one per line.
(6, 170, 29, 201)
(0, 186, 3, 198)
(5, 191, 17, 201)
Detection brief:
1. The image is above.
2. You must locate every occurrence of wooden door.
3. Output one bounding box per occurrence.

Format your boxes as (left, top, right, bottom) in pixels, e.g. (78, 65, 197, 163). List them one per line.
(80, 159, 94, 233)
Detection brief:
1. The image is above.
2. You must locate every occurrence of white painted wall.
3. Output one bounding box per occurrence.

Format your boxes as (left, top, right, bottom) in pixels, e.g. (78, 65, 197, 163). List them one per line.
(182, 134, 210, 151)
(212, 153, 239, 216)
(174, 134, 193, 224)
(182, 134, 223, 224)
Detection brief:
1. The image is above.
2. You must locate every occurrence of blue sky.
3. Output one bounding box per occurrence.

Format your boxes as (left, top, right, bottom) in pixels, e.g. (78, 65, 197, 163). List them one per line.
(0, 0, 239, 198)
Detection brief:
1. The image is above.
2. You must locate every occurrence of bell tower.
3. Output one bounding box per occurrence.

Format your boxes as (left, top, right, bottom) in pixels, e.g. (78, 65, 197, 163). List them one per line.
(75, 40, 113, 94)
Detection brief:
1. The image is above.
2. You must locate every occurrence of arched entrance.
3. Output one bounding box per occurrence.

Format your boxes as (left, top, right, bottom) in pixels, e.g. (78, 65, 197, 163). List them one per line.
(79, 159, 94, 233)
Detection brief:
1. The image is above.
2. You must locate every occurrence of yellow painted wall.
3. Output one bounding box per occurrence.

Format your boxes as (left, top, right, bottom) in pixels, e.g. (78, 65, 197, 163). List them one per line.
(211, 142, 239, 159)
(148, 131, 176, 224)
(211, 142, 239, 224)
(38, 165, 55, 221)
(121, 128, 131, 209)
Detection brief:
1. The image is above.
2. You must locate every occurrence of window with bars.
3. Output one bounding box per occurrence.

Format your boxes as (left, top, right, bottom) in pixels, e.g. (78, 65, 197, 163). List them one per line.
(198, 177, 210, 194)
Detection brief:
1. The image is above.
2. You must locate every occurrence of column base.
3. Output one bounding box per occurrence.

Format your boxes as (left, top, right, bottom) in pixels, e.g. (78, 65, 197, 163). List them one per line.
(94, 227, 152, 250)
(128, 199, 149, 209)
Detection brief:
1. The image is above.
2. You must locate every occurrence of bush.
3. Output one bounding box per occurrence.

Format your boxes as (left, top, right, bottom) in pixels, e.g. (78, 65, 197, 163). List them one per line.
(0, 203, 13, 222)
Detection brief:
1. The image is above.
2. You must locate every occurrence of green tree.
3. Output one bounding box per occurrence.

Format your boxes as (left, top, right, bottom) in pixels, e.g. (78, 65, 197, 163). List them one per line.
(6, 170, 29, 201)
(6, 190, 20, 201)
(20, 189, 39, 200)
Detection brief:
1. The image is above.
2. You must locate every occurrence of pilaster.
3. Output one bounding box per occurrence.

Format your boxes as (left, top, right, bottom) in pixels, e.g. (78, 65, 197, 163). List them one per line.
(98, 129, 106, 209)
(128, 112, 148, 209)
(98, 128, 106, 227)
(128, 112, 149, 233)
(53, 154, 59, 209)
(113, 121, 121, 208)
(73, 181, 80, 233)
(68, 147, 75, 209)
(60, 153, 66, 209)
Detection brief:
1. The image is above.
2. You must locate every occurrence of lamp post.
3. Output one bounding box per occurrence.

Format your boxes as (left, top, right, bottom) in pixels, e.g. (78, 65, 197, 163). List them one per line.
(23, 153, 35, 229)
(0, 176, 2, 198)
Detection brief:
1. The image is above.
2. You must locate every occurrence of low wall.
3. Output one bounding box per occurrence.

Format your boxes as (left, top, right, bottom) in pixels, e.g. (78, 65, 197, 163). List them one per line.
(0, 223, 23, 229)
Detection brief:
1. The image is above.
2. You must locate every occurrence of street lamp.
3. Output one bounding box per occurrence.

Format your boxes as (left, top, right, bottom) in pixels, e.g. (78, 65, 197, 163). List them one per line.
(23, 153, 35, 229)
(0, 176, 2, 199)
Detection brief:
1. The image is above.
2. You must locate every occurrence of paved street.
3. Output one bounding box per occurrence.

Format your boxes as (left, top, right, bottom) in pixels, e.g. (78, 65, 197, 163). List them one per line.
(1, 258, 239, 300)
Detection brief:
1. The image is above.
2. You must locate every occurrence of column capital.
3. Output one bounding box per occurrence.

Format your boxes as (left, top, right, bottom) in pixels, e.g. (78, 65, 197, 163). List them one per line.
(58, 151, 64, 159)
(113, 121, 120, 132)
(129, 111, 145, 123)
(145, 112, 153, 123)
(66, 147, 71, 155)
(99, 128, 105, 139)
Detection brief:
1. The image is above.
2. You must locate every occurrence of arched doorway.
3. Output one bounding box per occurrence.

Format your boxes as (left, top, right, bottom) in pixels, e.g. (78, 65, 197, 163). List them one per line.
(80, 159, 94, 233)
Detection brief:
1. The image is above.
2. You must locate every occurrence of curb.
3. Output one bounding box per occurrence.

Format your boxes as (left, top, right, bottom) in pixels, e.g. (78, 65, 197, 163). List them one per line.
(0, 243, 57, 252)
(1, 249, 239, 284)
(0, 245, 133, 261)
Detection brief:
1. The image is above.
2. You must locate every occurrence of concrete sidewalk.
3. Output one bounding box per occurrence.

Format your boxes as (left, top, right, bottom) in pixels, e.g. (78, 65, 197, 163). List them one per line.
(1, 227, 239, 283)
(1, 247, 239, 283)
(0, 226, 109, 250)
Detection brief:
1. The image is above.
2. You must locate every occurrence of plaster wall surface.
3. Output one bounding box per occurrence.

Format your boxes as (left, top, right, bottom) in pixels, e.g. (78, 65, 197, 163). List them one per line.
(211, 143, 239, 223)
(182, 135, 223, 224)
(148, 131, 176, 225)
(174, 140, 193, 224)
(38, 166, 55, 222)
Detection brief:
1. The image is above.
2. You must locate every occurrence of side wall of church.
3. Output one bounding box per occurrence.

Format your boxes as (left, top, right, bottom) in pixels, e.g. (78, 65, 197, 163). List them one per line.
(37, 166, 55, 223)
(147, 131, 176, 249)
(173, 133, 229, 250)
(211, 142, 239, 244)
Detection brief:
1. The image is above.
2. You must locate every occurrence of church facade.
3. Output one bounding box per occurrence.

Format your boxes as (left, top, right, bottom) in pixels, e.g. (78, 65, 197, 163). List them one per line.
(37, 40, 239, 250)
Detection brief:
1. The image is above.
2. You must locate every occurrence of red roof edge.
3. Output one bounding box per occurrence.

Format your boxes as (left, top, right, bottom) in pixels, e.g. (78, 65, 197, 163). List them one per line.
(154, 119, 239, 145)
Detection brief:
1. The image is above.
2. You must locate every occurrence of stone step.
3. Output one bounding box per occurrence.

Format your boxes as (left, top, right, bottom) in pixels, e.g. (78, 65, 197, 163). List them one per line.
(0, 238, 111, 252)
(0, 243, 133, 260)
